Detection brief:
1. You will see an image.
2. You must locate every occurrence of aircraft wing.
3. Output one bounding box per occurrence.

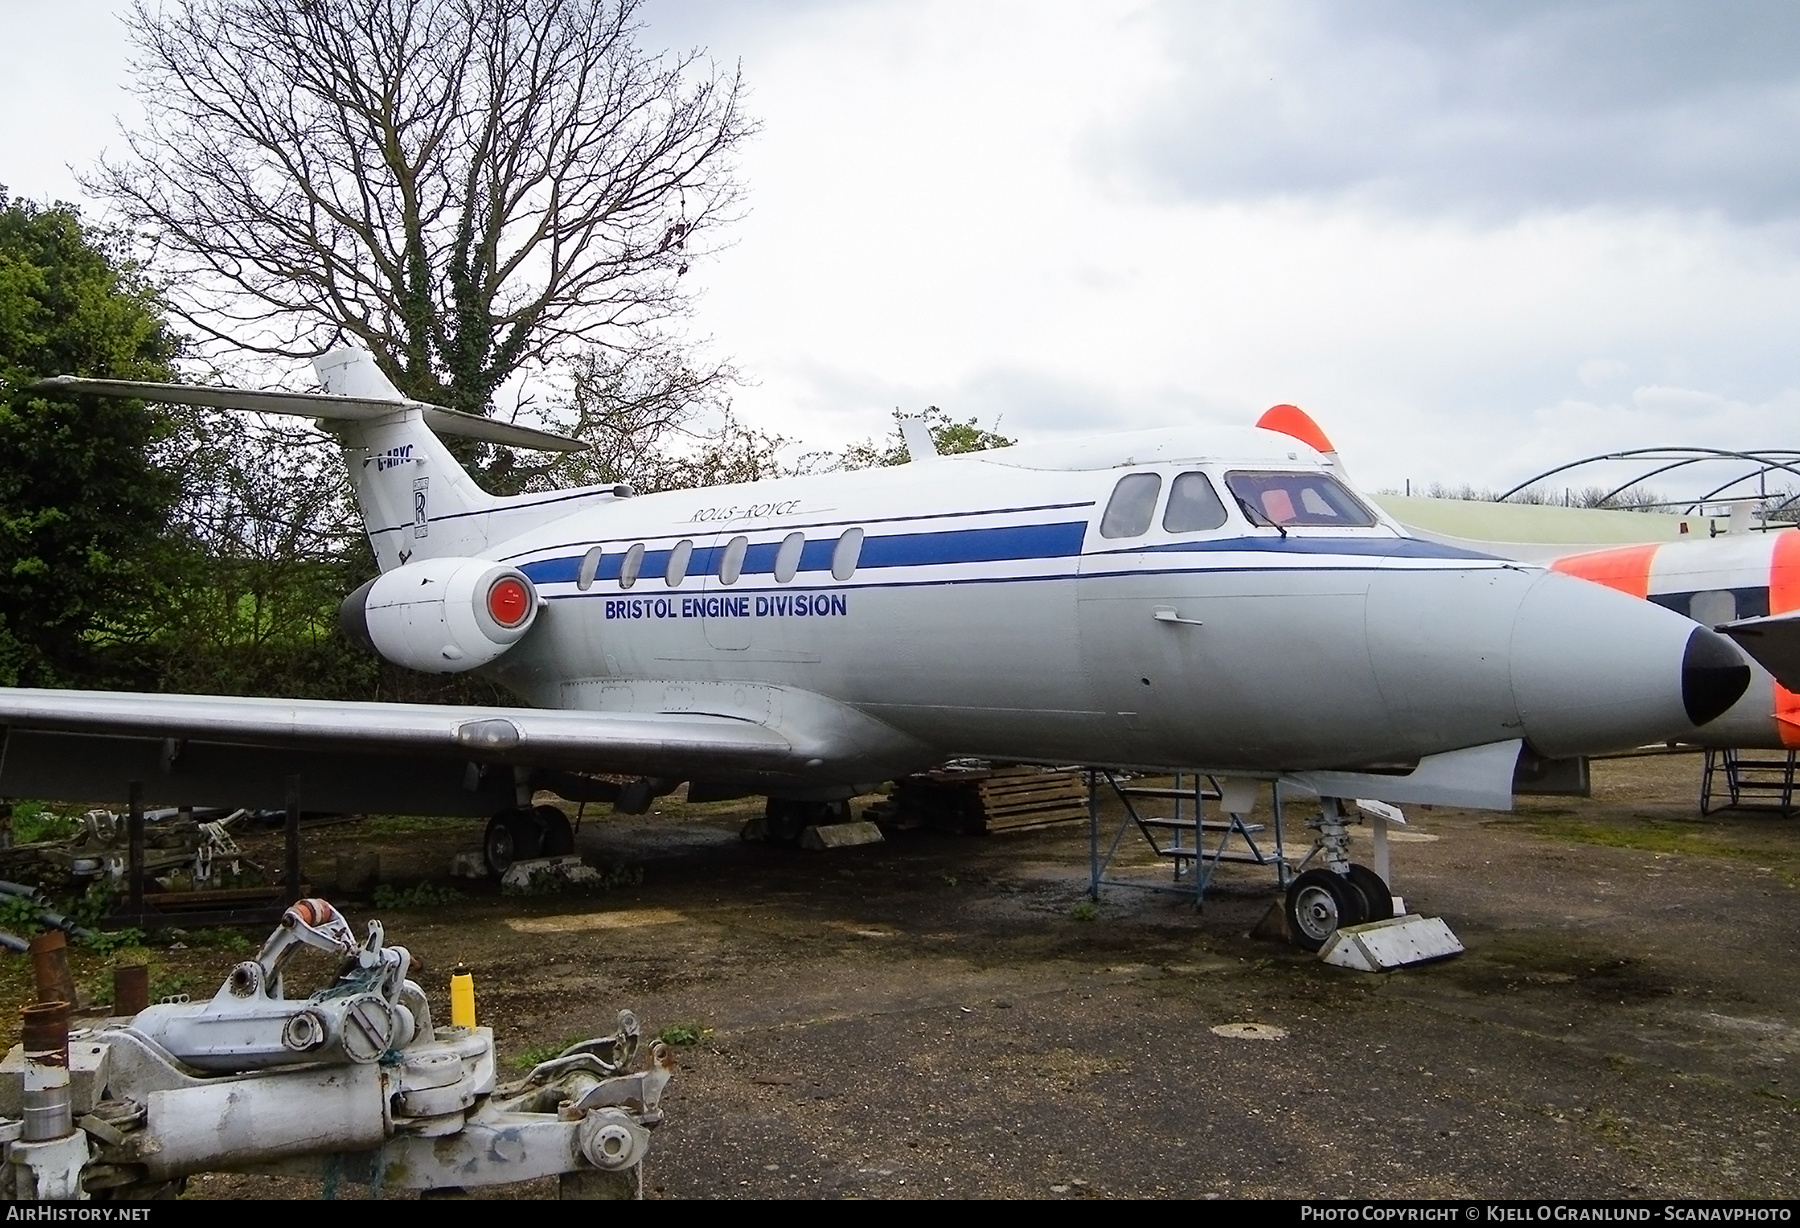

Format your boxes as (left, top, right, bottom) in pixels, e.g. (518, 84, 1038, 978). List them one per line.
(0, 688, 811, 817)
(1717, 611, 1800, 693)
(27, 375, 587, 453)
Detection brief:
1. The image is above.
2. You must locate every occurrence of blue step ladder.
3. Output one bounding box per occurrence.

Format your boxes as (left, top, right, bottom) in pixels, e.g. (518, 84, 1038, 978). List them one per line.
(1086, 771, 1295, 907)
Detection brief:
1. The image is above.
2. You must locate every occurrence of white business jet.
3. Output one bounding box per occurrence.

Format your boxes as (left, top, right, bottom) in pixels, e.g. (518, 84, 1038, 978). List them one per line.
(2, 355, 1751, 946)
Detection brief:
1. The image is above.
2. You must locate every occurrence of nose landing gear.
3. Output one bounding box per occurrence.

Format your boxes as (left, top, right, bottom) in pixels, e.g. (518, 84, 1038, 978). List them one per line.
(1283, 796, 1396, 950)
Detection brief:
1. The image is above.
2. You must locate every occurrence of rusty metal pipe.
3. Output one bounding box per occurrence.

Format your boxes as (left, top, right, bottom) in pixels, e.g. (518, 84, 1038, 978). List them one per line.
(27, 930, 78, 1008)
(114, 964, 150, 1016)
(20, 1000, 70, 1067)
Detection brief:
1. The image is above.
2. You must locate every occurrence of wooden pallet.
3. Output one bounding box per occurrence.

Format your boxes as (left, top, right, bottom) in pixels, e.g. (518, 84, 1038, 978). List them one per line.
(886, 765, 1088, 834)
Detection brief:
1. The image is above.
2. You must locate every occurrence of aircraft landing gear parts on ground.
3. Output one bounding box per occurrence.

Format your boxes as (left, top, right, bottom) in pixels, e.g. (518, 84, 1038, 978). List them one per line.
(483, 805, 575, 876)
(760, 798, 851, 845)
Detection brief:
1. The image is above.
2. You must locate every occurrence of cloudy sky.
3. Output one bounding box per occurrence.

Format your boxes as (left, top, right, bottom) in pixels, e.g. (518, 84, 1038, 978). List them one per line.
(5, 0, 1800, 493)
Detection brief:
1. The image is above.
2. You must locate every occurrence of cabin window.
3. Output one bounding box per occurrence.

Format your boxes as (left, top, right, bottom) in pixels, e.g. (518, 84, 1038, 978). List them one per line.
(1162, 472, 1228, 534)
(774, 531, 805, 583)
(1099, 472, 1162, 538)
(665, 539, 694, 586)
(719, 535, 749, 585)
(618, 542, 645, 588)
(1225, 471, 1378, 528)
(831, 528, 865, 580)
(576, 546, 603, 591)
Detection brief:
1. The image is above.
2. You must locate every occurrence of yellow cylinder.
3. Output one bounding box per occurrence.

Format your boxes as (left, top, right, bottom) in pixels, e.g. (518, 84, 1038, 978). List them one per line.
(449, 965, 476, 1029)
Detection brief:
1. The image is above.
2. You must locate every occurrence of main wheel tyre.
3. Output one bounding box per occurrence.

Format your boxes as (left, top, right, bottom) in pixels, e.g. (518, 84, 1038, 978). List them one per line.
(1284, 868, 1368, 951)
(535, 805, 576, 856)
(1345, 863, 1395, 922)
(484, 809, 546, 877)
(763, 799, 810, 844)
(483, 814, 518, 877)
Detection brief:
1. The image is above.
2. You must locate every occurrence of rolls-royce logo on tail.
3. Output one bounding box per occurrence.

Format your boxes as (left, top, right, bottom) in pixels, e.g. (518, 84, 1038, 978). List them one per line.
(412, 477, 429, 537)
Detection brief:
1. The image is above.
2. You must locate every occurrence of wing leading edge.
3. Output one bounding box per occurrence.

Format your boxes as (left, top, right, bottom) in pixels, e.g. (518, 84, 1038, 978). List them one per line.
(0, 687, 930, 815)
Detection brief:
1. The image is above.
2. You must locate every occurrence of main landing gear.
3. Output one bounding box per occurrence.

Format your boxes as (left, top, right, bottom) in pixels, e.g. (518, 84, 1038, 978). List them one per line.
(757, 798, 851, 844)
(484, 804, 577, 876)
(1282, 796, 1395, 951)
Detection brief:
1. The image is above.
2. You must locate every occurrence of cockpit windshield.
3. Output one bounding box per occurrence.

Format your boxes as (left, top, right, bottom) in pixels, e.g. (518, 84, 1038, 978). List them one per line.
(1225, 471, 1378, 528)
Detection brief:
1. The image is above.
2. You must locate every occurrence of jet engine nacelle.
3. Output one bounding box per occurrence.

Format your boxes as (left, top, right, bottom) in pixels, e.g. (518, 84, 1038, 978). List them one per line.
(340, 557, 539, 674)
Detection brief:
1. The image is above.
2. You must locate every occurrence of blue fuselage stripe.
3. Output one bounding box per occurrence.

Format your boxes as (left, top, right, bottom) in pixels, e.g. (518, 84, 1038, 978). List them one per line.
(519, 520, 1092, 585)
(517, 522, 1493, 587)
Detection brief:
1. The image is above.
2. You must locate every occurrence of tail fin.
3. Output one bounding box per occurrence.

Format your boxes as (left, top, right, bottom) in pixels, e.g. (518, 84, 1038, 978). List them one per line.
(30, 349, 598, 571)
(312, 351, 509, 569)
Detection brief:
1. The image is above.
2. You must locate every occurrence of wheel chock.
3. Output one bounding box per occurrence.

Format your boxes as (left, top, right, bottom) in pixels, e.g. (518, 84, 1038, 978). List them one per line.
(798, 820, 885, 850)
(1318, 914, 1463, 971)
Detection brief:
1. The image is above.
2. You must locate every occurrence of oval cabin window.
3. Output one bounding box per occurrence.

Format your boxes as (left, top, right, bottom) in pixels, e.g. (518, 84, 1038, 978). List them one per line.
(665, 539, 694, 586)
(774, 532, 805, 583)
(720, 535, 749, 585)
(576, 546, 603, 591)
(831, 528, 865, 580)
(618, 542, 645, 589)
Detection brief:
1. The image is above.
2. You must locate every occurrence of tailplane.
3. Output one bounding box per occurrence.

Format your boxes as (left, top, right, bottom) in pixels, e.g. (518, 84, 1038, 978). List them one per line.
(30, 349, 602, 571)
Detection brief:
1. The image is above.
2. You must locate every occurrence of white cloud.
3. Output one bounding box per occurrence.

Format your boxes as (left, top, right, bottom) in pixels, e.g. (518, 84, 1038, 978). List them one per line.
(5, 0, 1798, 505)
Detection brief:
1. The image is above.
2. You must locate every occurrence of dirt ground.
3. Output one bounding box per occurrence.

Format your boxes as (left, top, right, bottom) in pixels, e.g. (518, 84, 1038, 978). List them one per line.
(6, 751, 1799, 1200)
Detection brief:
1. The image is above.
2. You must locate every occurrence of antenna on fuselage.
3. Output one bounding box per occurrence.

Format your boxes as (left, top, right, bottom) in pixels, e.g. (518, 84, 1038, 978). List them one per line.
(898, 416, 939, 463)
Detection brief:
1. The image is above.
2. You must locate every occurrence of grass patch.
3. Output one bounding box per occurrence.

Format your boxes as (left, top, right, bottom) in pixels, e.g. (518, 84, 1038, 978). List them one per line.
(511, 1038, 586, 1069)
(657, 1022, 709, 1047)
(1069, 900, 1098, 922)
(1507, 813, 1800, 885)
(355, 815, 486, 837)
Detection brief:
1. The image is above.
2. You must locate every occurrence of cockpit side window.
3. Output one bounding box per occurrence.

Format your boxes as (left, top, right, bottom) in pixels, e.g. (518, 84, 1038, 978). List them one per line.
(1224, 471, 1377, 528)
(1099, 472, 1162, 538)
(1162, 472, 1228, 534)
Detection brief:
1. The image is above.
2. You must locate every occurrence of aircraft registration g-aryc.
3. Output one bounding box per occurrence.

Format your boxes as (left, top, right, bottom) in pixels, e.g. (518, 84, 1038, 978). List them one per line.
(1, 356, 1753, 947)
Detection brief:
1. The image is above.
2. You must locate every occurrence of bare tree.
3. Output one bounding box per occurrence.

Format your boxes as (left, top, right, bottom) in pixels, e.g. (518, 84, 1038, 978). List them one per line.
(519, 344, 788, 494)
(91, 0, 753, 419)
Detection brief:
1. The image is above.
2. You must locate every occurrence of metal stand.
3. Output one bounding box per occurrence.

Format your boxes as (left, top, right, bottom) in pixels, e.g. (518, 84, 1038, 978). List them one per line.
(1086, 771, 1292, 907)
(1701, 747, 1800, 817)
(114, 779, 304, 930)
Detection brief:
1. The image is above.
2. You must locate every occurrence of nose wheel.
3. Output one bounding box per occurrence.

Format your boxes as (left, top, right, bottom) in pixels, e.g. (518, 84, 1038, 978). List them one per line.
(1283, 863, 1393, 950)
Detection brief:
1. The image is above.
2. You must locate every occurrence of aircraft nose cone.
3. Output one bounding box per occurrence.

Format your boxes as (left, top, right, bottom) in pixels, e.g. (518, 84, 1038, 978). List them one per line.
(1682, 626, 1751, 726)
(1511, 571, 1729, 757)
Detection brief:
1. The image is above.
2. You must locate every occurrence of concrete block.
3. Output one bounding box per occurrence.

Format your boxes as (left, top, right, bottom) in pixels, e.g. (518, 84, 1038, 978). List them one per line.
(1319, 914, 1463, 972)
(0, 1042, 109, 1119)
(500, 855, 588, 892)
(799, 821, 885, 851)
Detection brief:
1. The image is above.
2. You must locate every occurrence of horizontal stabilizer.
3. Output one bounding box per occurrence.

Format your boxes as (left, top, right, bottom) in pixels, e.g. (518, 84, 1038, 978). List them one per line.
(27, 374, 588, 453)
(1718, 610, 1800, 692)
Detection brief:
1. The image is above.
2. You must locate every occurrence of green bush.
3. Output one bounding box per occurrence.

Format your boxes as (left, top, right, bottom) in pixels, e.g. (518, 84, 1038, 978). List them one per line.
(372, 882, 465, 910)
(0, 893, 43, 934)
(10, 802, 80, 845)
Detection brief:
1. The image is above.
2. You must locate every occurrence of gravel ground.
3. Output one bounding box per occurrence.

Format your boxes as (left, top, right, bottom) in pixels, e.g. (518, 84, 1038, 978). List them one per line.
(12, 752, 1798, 1200)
